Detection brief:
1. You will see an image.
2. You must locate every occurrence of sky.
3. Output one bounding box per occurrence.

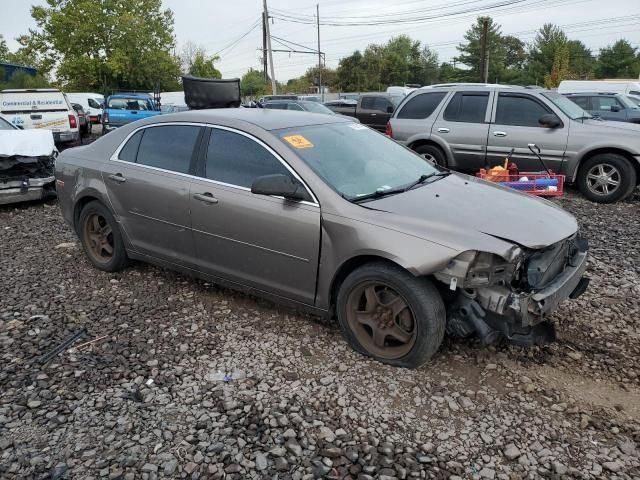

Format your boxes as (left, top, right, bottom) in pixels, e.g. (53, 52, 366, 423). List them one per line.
(2, 0, 639, 82)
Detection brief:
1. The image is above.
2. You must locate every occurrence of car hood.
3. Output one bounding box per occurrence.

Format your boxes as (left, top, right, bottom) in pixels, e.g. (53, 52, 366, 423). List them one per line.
(582, 118, 640, 132)
(362, 173, 577, 253)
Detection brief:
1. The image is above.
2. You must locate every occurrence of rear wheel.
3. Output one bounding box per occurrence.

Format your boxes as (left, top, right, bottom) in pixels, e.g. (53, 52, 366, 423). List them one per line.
(413, 144, 447, 167)
(78, 201, 129, 272)
(577, 153, 636, 203)
(336, 262, 446, 368)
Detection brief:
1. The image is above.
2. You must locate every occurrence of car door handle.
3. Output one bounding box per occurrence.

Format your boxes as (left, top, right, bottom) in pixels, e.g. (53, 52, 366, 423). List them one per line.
(108, 173, 126, 183)
(371, 113, 377, 116)
(437, 127, 450, 133)
(193, 192, 218, 204)
(493, 131, 507, 137)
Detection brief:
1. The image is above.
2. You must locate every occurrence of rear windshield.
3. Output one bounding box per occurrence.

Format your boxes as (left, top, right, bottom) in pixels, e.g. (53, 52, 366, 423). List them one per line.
(1, 91, 68, 112)
(108, 98, 152, 110)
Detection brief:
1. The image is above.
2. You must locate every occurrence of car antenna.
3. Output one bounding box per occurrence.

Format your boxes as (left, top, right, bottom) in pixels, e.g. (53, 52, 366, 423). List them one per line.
(527, 143, 552, 175)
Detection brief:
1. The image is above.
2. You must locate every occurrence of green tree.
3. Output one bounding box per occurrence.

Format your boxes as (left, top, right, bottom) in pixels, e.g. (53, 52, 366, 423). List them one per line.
(189, 52, 221, 79)
(595, 40, 639, 78)
(527, 23, 569, 85)
(20, 0, 181, 93)
(567, 40, 595, 79)
(0, 35, 9, 62)
(456, 17, 505, 82)
(544, 44, 575, 88)
(336, 36, 439, 91)
(336, 50, 366, 91)
(241, 68, 269, 98)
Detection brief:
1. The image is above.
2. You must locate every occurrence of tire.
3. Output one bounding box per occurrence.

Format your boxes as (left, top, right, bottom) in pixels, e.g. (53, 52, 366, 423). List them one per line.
(577, 153, 637, 203)
(78, 201, 129, 272)
(336, 262, 446, 368)
(413, 144, 447, 167)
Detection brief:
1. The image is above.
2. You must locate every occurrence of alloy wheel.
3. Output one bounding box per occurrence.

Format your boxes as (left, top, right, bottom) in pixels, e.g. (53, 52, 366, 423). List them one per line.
(586, 163, 621, 196)
(346, 282, 417, 359)
(82, 213, 114, 264)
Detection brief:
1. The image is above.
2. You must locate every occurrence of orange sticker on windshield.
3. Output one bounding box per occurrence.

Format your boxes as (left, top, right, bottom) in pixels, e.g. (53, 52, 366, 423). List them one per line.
(283, 135, 314, 149)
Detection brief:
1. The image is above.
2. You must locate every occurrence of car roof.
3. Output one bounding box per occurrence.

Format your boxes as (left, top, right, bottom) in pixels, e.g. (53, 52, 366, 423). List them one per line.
(138, 108, 349, 130)
(108, 93, 151, 99)
(1, 88, 61, 93)
(564, 91, 619, 96)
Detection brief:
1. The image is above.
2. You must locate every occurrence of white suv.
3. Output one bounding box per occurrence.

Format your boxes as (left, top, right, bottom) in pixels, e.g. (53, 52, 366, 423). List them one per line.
(0, 88, 80, 145)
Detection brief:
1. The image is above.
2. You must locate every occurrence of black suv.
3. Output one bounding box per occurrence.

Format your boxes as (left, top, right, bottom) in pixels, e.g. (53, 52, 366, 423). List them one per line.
(564, 92, 640, 123)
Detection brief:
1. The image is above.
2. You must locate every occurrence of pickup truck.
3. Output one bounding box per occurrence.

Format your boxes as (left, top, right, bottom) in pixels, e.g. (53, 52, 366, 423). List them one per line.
(324, 93, 397, 131)
(102, 93, 160, 133)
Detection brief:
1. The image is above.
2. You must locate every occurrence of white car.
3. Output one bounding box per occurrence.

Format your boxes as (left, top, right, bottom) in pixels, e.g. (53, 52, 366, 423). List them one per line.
(0, 114, 57, 204)
(0, 88, 79, 145)
(66, 92, 104, 123)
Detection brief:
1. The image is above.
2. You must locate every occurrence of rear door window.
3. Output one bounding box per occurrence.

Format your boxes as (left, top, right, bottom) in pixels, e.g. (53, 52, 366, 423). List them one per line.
(443, 92, 489, 123)
(495, 94, 551, 127)
(118, 130, 143, 162)
(135, 125, 201, 173)
(569, 96, 590, 110)
(374, 97, 394, 112)
(205, 128, 291, 188)
(360, 97, 375, 109)
(591, 96, 623, 111)
(397, 92, 446, 119)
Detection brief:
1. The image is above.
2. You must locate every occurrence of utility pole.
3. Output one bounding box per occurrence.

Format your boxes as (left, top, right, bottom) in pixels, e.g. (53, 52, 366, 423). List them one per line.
(262, 12, 268, 82)
(317, 4, 323, 101)
(479, 18, 489, 83)
(263, 0, 276, 94)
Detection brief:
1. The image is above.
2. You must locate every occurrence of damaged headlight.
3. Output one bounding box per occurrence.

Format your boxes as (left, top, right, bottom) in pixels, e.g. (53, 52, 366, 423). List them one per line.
(435, 250, 522, 290)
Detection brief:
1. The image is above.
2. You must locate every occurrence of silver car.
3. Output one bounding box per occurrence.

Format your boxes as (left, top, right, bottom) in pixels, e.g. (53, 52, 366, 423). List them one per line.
(55, 110, 589, 368)
(389, 86, 640, 203)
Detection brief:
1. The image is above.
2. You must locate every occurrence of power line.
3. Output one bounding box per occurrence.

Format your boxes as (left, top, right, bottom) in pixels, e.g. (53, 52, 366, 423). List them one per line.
(213, 19, 261, 57)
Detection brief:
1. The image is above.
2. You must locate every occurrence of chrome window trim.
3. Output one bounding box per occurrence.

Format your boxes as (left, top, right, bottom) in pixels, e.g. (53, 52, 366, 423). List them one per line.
(109, 121, 320, 207)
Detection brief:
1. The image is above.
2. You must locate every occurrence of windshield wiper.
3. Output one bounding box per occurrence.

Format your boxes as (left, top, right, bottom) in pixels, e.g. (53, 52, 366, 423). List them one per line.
(405, 171, 450, 191)
(351, 172, 450, 203)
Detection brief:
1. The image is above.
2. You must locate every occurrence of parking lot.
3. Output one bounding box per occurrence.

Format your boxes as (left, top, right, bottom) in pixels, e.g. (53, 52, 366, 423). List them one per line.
(1, 185, 639, 479)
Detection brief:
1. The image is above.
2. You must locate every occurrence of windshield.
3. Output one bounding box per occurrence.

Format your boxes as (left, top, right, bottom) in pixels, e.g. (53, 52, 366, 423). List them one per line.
(276, 123, 439, 200)
(108, 98, 151, 110)
(542, 92, 591, 119)
(300, 101, 334, 114)
(0, 117, 17, 130)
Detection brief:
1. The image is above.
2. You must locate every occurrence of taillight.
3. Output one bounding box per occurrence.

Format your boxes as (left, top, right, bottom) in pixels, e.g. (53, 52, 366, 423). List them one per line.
(68, 113, 77, 129)
(385, 121, 392, 138)
(103, 112, 109, 123)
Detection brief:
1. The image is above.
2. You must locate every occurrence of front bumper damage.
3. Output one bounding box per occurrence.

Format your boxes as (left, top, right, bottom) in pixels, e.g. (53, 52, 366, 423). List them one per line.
(436, 235, 589, 346)
(0, 155, 56, 205)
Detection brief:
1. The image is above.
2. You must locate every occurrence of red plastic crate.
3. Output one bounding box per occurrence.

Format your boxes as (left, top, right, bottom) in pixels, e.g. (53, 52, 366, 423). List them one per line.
(476, 172, 565, 197)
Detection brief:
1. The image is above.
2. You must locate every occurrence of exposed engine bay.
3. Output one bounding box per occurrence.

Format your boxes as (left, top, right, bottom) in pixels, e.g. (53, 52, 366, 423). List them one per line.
(0, 129, 57, 205)
(435, 234, 589, 347)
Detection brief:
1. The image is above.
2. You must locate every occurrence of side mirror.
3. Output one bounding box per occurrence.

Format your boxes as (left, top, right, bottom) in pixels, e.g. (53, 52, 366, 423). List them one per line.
(251, 174, 309, 201)
(386, 105, 394, 113)
(610, 104, 621, 112)
(538, 113, 562, 128)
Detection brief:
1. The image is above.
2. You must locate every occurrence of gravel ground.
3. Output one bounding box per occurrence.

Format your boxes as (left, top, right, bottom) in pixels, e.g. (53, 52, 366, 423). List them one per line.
(1, 187, 639, 480)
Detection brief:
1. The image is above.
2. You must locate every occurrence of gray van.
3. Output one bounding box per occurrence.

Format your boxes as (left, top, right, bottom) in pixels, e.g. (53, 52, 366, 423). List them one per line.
(388, 86, 640, 203)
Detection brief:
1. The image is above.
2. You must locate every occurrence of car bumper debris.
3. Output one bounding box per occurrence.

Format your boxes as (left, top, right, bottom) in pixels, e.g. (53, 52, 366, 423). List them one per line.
(437, 234, 589, 346)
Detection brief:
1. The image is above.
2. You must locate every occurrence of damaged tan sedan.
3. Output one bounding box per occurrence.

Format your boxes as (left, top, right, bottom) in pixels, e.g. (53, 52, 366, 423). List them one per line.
(55, 109, 589, 368)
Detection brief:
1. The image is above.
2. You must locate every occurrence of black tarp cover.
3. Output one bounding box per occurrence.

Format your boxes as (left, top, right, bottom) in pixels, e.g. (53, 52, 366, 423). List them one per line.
(181, 76, 241, 109)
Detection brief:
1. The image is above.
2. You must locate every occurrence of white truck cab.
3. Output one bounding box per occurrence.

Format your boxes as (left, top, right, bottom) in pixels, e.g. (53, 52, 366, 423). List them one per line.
(0, 88, 80, 145)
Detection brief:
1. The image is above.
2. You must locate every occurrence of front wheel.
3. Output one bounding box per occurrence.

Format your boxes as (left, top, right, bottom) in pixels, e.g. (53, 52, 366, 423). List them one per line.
(577, 154, 637, 203)
(413, 144, 447, 167)
(336, 262, 446, 368)
(78, 201, 129, 272)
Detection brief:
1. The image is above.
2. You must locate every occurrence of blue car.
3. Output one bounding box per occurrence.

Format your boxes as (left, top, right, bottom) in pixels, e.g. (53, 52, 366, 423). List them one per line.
(102, 93, 161, 133)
